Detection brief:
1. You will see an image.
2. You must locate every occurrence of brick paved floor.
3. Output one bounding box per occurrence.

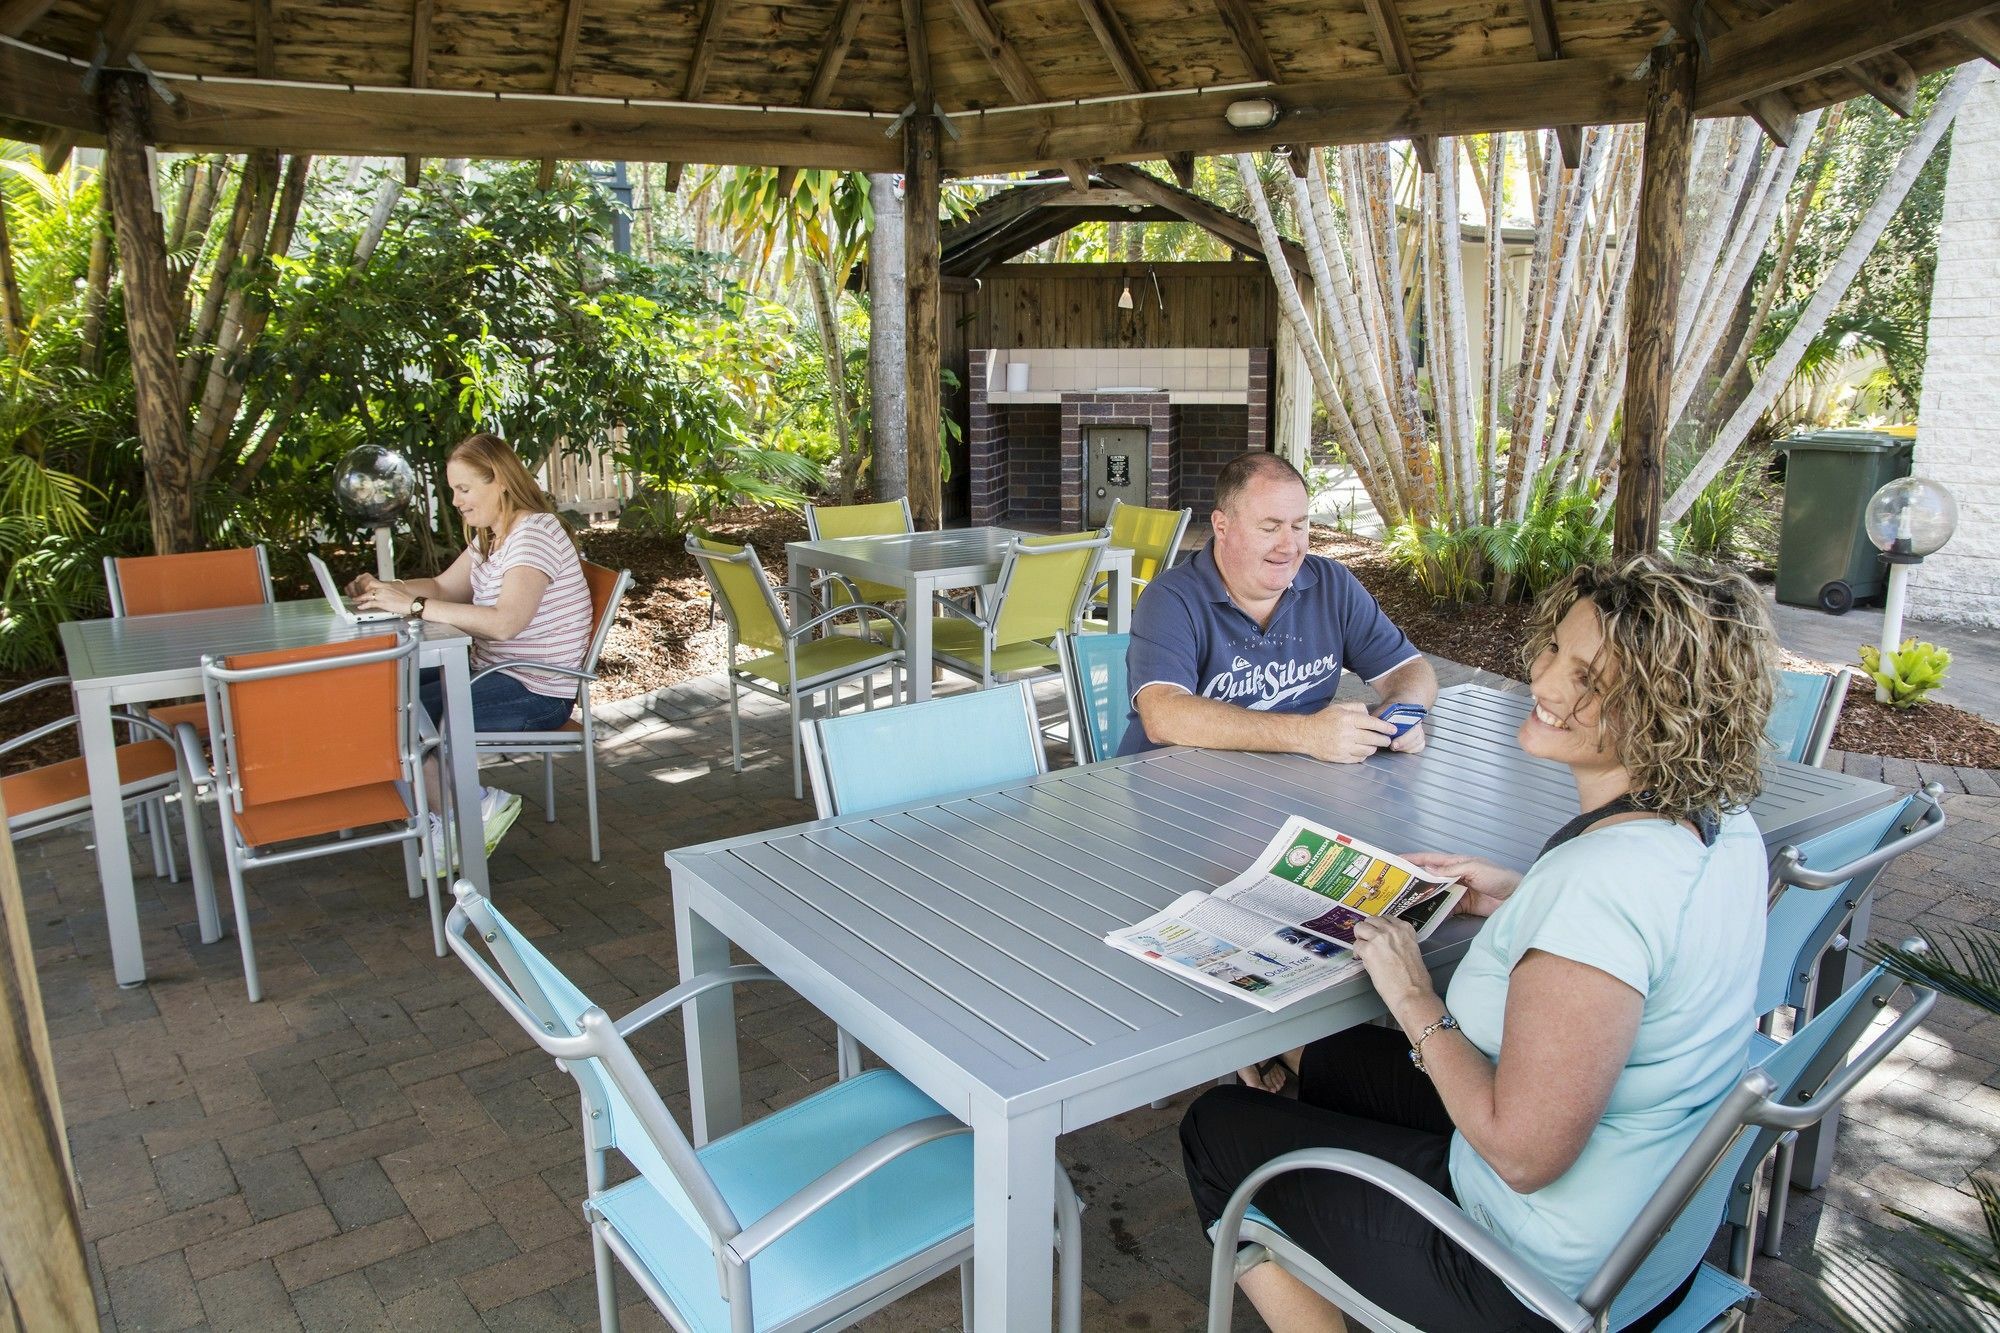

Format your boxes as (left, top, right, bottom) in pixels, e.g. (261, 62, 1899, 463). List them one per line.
(16, 661, 1998, 1331)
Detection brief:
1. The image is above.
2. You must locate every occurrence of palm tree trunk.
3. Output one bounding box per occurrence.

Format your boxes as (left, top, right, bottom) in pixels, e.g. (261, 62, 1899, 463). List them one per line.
(180, 154, 270, 408)
(1435, 137, 1479, 524)
(1481, 132, 1509, 522)
(0, 189, 23, 354)
(807, 260, 857, 502)
(1287, 166, 1396, 474)
(1665, 68, 1975, 523)
(1674, 122, 1758, 360)
(867, 172, 908, 502)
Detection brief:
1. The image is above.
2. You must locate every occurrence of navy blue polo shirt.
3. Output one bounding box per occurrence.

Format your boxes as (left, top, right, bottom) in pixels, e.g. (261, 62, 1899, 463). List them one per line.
(1116, 546, 1420, 756)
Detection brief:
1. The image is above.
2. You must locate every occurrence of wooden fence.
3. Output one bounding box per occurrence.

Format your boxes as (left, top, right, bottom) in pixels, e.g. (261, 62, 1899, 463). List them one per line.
(539, 434, 632, 516)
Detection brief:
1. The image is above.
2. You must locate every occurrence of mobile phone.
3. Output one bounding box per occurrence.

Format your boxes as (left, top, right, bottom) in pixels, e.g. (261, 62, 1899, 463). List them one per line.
(1378, 703, 1429, 738)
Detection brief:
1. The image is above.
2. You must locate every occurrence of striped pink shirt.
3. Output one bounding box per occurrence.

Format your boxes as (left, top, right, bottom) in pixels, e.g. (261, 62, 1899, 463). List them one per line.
(469, 512, 592, 697)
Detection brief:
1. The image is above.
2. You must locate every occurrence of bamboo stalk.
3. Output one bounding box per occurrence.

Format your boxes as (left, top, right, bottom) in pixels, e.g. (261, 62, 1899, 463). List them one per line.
(1436, 135, 1479, 525)
(1480, 131, 1508, 522)
(1674, 121, 1758, 359)
(1665, 68, 1975, 524)
(180, 153, 269, 407)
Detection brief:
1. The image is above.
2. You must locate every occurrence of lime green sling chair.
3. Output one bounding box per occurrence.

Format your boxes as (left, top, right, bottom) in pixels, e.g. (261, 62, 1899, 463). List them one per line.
(1086, 499, 1192, 628)
(930, 533, 1110, 689)
(804, 497, 914, 610)
(685, 536, 905, 800)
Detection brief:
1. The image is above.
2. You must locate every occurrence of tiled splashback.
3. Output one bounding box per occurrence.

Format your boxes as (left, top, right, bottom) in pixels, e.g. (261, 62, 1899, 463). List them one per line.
(979, 347, 1250, 394)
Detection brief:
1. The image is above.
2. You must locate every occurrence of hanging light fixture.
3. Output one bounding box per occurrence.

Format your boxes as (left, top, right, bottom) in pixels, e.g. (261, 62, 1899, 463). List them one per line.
(1117, 278, 1136, 310)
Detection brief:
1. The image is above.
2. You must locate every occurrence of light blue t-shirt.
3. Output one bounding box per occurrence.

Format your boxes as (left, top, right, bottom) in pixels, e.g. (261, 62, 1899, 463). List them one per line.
(1444, 809, 1767, 1305)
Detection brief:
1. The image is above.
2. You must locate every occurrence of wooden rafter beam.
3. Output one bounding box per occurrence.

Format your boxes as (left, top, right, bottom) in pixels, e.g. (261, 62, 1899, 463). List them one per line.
(405, 0, 430, 184)
(537, 0, 589, 188)
(775, 0, 868, 195)
(943, 178, 1076, 249)
(44, 0, 162, 169)
(1696, 0, 2000, 112)
(1744, 91, 1799, 146)
(251, 0, 274, 78)
(1213, 0, 1280, 83)
(1522, 0, 1582, 167)
(0, 0, 60, 38)
(903, 0, 934, 106)
(0, 41, 99, 135)
(1956, 14, 2000, 61)
(945, 0, 1093, 186)
(1843, 50, 1919, 115)
(1360, 0, 1418, 88)
(1071, 0, 1153, 92)
(951, 57, 1650, 172)
(1095, 162, 1312, 280)
(950, 210, 1080, 275)
(662, 0, 733, 192)
(142, 79, 901, 170)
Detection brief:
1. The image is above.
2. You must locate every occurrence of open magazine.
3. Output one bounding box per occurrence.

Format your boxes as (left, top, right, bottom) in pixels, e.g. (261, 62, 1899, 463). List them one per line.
(1106, 816, 1467, 1012)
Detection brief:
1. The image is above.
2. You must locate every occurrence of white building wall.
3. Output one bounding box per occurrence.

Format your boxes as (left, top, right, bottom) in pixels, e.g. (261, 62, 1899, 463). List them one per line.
(1913, 65, 2000, 628)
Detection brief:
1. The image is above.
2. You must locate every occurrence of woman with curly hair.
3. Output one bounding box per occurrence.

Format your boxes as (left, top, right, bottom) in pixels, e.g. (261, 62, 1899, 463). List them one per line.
(1181, 554, 1779, 1333)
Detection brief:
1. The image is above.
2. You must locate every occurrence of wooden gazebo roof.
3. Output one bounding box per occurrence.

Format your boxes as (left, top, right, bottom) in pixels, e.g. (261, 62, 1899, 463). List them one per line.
(3, 0, 1996, 174)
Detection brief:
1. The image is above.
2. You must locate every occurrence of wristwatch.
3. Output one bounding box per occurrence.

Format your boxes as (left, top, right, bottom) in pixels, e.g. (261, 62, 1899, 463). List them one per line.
(406, 596, 427, 621)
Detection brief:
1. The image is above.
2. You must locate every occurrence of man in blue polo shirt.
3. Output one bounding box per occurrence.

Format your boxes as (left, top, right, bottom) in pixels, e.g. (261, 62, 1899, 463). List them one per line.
(1118, 452, 1436, 759)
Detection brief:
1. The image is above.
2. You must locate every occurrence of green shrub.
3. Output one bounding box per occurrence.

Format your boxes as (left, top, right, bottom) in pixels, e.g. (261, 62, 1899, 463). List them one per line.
(1858, 638, 1951, 709)
(1673, 457, 1775, 563)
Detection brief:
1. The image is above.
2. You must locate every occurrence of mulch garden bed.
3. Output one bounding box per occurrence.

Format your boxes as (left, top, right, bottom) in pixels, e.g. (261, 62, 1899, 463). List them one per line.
(7, 506, 1998, 776)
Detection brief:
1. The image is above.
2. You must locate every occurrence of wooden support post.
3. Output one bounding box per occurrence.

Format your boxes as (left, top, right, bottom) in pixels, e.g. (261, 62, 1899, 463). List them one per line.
(0, 791, 94, 1332)
(905, 115, 943, 530)
(103, 73, 199, 555)
(1615, 40, 1695, 558)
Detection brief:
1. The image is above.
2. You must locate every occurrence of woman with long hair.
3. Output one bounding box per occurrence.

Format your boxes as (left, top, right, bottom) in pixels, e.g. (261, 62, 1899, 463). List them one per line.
(1182, 554, 1779, 1332)
(350, 433, 593, 861)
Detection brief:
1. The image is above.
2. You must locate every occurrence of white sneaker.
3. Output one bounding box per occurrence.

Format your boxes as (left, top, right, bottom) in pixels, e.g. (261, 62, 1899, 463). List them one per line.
(424, 812, 451, 878)
(480, 788, 523, 856)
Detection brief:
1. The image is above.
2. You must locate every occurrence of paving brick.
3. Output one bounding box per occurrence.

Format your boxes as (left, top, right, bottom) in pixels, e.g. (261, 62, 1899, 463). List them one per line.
(479, 1173, 584, 1253)
(362, 1220, 519, 1305)
(274, 1214, 428, 1291)
(97, 1196, 252, 1272)
(288, 1270, 385, 1331)
(152, 1140, 239, 1213)
(196, 1259, 304, 1333)
(104, 1250, 205, 1332)
(315, 1158, 406, 1230)
(235, 1148, 323, 1223)
(295, 1116, 431, 1175)
(458, 1236, 595, 1312)
(184, 1205, 340, 1281)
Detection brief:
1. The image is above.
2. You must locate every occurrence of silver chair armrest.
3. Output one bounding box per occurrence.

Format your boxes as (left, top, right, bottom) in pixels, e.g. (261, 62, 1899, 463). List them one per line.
(931, 593, 985, 627)
(175, 722, 215, 786)
(1770, 782, 1946, 890)
(111, 710, 176, 744)
(1, 714, 79, 756)
(468, 662, 599, 687)
(0, 674, 71, 706)
(1205, 1149, 1592, 1333)
(1754, 983, 1938, 1132)
(724, 1115, 971, 1263)
(790, 604, 908, 646)
(613, 963, 783, 1036)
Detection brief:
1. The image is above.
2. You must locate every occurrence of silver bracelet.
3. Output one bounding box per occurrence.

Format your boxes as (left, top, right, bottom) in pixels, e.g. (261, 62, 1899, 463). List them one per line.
(1408, 1011, 1459, 1074)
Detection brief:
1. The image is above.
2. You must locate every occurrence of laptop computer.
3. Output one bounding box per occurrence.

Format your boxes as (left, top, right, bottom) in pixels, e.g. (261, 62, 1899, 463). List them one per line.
(309, 553, 403, 623)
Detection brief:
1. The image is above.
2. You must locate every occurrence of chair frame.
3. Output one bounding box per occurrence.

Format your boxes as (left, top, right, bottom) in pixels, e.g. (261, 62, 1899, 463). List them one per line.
(1204, 969, 1939, 1333)
(800, 678, 1045, 824)
(804, 496, 914, 542)
(2, 676, 219, 940)
(932, 534, 1109, 690)
(1774, 665, 1858, 768)
(1089, 498, 1191, 613)
(473, 564, 632, 863)
(178, 632, 437, 1001)
(687, 536, 907, 801)
(444, 879, 1083, 1333)
(104, 545, 274, 617)
(1055, 629, 1133, 764)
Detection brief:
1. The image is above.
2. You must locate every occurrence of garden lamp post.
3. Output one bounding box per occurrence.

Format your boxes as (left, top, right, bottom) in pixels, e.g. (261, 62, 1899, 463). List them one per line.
(334, 445, 419, 581)
(1863, 476, 1958, 703)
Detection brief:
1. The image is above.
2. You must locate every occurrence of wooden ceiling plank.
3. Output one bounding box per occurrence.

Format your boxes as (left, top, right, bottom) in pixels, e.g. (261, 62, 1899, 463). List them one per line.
(1842, 51, 1919, 115)
(539, 0, 588, 188)
(251, 0, 275, 78)
(681, 0, 731, 100)
(1698, 0, 2000, 111)
(0, 0, 59, 39)
(1212, 0, 1280, 84)
(945, 0, 1044, 104)
(1070, 0, 1153, 93)
(405, 0, 430, 185)
(1956, 15, 2000, 62)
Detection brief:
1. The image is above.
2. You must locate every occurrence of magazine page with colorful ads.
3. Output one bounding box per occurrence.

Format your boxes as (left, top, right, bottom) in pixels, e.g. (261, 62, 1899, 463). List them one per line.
(1105, 816, 1466, 1012)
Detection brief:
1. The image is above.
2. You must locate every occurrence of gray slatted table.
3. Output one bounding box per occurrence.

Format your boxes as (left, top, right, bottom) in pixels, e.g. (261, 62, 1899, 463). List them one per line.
(785, 527, 1134, 702)
(664, 683, 1898, 1330)
(60, 602, 487, 986)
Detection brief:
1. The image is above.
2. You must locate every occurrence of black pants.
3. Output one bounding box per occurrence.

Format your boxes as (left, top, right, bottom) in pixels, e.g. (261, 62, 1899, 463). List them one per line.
(1181, 1027, 1693, 1333)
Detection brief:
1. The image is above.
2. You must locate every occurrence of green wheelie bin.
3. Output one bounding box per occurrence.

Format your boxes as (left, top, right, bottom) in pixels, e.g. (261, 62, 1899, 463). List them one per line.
(1774, 428, 1914, 614)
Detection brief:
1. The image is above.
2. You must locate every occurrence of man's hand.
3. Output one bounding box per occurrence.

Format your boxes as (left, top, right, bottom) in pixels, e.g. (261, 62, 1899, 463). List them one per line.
(1298, 702, 1396, 764)
(1387, 718, 1427, 754)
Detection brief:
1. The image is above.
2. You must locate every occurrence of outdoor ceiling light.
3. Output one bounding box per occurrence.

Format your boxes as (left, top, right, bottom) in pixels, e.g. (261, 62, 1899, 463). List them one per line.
(1225, 97, 1281, 130)
(1117, 280, 1136, 310)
